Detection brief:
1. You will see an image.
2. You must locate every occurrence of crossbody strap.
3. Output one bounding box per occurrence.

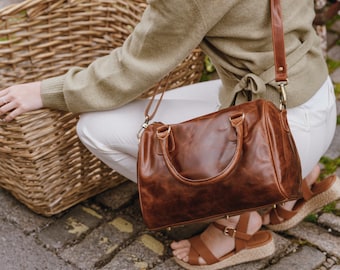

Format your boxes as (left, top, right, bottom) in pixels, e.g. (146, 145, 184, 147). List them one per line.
(138, 0, 287, 138)
(271, 0, 287, 82)
(271, 0, 288, 109)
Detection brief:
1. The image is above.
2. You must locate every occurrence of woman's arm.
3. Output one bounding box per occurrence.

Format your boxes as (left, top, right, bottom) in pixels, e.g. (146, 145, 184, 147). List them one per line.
(0, 0, 234, 120)
(40, 0, 233, 113)
(0, 82, 43, 122)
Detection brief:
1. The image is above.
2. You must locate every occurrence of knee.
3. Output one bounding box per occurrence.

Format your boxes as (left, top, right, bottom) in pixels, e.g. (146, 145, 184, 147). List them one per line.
(76, 115, 87, 140)
(76, 113, 100, 150)
(76, 114, 89, 141)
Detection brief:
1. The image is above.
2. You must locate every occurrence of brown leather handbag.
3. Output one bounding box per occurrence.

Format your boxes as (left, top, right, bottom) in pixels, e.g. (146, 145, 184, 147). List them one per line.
(137, 0, 302, 230)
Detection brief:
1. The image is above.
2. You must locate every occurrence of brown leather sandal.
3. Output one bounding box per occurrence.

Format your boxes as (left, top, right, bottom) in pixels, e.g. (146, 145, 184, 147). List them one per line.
(174, 213, 275, 270)
(266, 175, 340, 232)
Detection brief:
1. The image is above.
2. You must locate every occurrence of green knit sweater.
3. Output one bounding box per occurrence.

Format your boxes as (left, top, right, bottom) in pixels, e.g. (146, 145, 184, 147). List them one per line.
(41, 0, 328, 112)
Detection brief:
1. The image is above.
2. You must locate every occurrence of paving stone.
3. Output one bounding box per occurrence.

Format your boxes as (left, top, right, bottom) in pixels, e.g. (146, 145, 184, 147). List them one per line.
(95, 181, 138, 211)
(331, 266, 340, 270)
(153, 258, 183, 270)
(336, 201, 340, 211)
(318, 213, 340, 233)
(102, 233, 167, 270)
(0, 221, 75, 270)
(286, 222, 340, 257)
(322, 256, 339, 269)
(38, 204, 103, 250)
(324, 124, 340, 159)
(266, 246, 325, 270)
(59, 214, 145, 270)
(327, 32, 339, 48)
(331, 67, 340, 84)
(0, 188, 52, 233)
(328, 45, 340, 61)
(330, 19, 340, 34)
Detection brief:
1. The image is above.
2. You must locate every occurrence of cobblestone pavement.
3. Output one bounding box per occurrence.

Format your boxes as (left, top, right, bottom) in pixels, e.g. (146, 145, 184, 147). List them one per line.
(1, 1, 340, 270)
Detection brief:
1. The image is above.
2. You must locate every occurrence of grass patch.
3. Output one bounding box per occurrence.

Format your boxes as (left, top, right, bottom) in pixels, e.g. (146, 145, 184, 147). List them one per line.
(319, 156, 340, 178)
(304, 202, 337, 224)
(304, 213, 318, 223)
(334, 83, 340, 98)
(326, 58, 340, 74)
(322, 201, 337, 213)
(326, 14, 340, 28)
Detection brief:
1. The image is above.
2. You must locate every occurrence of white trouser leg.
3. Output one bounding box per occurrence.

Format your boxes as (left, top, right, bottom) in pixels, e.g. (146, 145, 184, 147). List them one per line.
(287, 77, 337, 177)
(77, 80, 222, 182)
(77, 77, 336, 182)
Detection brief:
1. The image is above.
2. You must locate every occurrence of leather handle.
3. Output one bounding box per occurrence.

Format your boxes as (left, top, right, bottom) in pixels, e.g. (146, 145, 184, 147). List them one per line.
(157, 114, 245, 185)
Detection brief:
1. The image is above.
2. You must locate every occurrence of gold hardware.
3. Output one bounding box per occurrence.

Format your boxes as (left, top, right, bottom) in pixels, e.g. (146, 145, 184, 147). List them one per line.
(137, 115, 150, 140)
(277, 81, 288, 110)
(278, 66, 284, 72)
(166, 227, 172, 231)
(224, 227, 236, 238)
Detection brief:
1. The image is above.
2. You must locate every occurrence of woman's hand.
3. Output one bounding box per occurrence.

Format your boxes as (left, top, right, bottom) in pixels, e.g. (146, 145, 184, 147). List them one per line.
(0, 81, 43, 122)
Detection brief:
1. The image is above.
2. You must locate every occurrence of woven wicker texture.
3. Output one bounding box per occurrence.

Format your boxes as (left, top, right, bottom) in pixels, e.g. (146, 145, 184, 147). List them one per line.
(0, 0, 204, 216)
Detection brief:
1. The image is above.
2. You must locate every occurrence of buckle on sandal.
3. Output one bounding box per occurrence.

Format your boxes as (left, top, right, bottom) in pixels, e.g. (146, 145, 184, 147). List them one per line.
(224, 227, 236, 238)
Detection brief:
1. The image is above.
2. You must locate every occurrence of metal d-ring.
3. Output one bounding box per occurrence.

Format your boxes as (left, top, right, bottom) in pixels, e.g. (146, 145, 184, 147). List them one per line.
(278, 81, 288, 110)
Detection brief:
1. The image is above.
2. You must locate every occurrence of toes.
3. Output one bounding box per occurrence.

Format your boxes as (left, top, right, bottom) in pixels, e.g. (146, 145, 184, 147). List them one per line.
(172, 245, 190, 257)
(173, 248, 190, 260)
(171, 240, 191, 262)
(170, 239, 190, 249)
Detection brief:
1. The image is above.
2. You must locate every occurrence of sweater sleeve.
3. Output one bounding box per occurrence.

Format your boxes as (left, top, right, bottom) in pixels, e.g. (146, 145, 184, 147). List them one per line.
(40, 0, 233, 113)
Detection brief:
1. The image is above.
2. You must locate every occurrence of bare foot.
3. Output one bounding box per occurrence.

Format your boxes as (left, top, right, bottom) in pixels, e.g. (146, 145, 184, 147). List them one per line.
(170, 211, 262, 264)
(262, 165, 320, 225)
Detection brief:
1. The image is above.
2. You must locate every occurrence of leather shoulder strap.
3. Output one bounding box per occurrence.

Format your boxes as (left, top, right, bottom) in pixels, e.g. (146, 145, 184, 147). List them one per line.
(271, 0, 287, 82)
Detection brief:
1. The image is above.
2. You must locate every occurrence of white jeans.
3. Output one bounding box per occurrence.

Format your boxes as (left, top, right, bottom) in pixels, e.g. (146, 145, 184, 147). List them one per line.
(77, 77, 337, 182)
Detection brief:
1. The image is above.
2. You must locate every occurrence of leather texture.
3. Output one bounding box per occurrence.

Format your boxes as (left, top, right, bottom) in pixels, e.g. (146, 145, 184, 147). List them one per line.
(137, 99, 302, 230)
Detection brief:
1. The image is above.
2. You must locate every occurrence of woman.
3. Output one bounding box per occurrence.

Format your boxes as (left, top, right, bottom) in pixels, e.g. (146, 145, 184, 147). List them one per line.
(0, 0, 339, 269)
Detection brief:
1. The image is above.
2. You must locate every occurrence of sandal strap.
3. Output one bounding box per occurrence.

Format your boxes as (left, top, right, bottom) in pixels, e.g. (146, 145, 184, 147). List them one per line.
(213, 212, 253, 253)
(269, 175, 337, 225)
(187, 212, 259, 265)
(212, 222, 251, 241)
(303, 175, 337, 201)
(188, 235, 219, 265)
(269, 204, 297, 225)
(301, 180, 313, 201)
(235, 212, 251, 252)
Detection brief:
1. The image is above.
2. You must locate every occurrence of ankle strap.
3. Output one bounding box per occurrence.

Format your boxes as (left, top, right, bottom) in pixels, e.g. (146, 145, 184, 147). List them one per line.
(213, 213, 253, 252)
(212, 212, 252, 240)
(213, 222, 251, 241)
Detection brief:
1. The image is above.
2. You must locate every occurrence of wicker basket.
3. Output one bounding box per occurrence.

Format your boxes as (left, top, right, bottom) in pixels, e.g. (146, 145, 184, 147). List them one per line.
(0, 0, 204, 216)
